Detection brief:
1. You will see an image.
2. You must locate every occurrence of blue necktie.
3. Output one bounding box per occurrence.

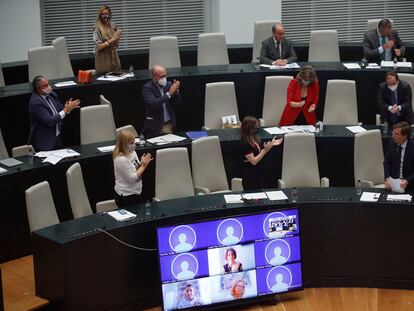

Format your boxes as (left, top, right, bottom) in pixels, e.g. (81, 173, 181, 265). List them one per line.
(390, 91, 398, 124)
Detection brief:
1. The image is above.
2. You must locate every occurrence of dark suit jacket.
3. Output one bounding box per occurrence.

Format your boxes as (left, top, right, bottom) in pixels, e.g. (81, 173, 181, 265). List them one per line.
(260, 36, 297, 65)
(363, 29, 406, 63)
(142, 80, 181, 138)
(28, 91, 63, 151)
(378, 80, 414, 124)
(384, 138, 414, 191)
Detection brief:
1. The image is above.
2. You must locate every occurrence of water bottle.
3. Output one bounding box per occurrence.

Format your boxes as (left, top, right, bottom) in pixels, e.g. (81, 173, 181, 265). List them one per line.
(382, 121, 388, 134)
(139, 133, 145, 146)
(291, 187, 298, 203)
(128, 64, 134, 76)
(28, 148, 34, 164)
(356, 180, 362, 196)
(145, 200, 151, 216)
(393, 58, 398, 71)
(315, 122, 320, 134)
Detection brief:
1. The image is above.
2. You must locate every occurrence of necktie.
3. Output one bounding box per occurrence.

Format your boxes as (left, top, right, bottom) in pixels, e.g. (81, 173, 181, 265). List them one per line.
(380, 36, 386, 60)
(276, 41, 281, 59)
(45, 96, 61, 135)
(390, 91, 398, 124)
(394, 145, 402, 178)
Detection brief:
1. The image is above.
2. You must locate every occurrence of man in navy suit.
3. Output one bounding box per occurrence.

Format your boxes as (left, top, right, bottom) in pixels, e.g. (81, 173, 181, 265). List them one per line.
(384, 121, 414, 192)
(142, 65, 181, 138)
(28, 76, 80, 151)
(363, 19, 406, 63)
(378, 71, 414, 126)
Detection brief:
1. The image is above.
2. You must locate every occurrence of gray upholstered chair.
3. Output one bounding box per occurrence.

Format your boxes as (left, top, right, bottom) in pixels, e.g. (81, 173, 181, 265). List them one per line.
(398, 73, 414, 120)
(52, 36, 74, 78)
(80, 105, 116, 145)
(261, 75, 292, 126)
(100, 95, 138, 137)
(28, 46, 60, 81)
(354, 129, 385, 188)
(66, 162, 93, 219)
(308, 30, 340, 62)
(12, 145, 34, 157)
(149, 36, 181, 69)
(0, 60, 5, 87)
(278, 133, 329, 188)
(191, 136, 230, 194)
(0, 128, 9, 160)
(25, 181, 60, 232)
(155, 147, 195, 200)
(197, 33, 229, 66)
(367, 18, 393, 30)
(204, 82, 239, 129)
(323, 80, 358, 125)
(252, 20, 279, 62)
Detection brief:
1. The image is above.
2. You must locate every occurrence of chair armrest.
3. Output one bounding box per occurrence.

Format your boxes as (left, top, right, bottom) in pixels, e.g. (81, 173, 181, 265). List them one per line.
(278, 179, 286, 189)
(202, 126, 210, 131)
(259, 118, 265, 127)
(96, 199, 117, 213)
(359, 179, 375, 188)
(231, 178, 243, 192)
(12, 144, 34, 157)
(153, 197, 161, 202)
(375, 114, 381, 126)
(320, 177, 329, 187)
(194, 187, 210, 195)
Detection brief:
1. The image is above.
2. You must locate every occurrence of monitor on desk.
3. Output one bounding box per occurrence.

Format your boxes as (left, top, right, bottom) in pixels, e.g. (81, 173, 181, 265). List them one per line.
(156, 208, 303, 310)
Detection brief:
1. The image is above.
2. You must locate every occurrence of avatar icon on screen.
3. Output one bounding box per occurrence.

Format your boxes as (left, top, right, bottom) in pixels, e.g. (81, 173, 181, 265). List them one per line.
(269, 246, 287, 266)
(176, 261, 195, 280)
(174, 233, 193, 253)
(176, 284, 203, 308)
(223, 248, 243, 273)
(222, 226, 240, 245)
(271, 273, 289, 293)
(230, 279, 246, 299)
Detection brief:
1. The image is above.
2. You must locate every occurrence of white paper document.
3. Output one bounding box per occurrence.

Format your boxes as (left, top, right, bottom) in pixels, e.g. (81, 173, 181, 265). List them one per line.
(36, 148, 80, 165)
(107, 209, 137, 221)
(263, 127, 285, 135)
(242, 192, 268, 200)
(281, 125, 315, 133)
(388, 177, 405, 193)
(146, 134, 186, 145)
(54, 81, 77, 87)
(97, 73, 134, 82)
(266, 191, 288, 201)
(346, 126, 366, 134)
(366, 63, 380, 69)
(224, 194, 243, 204)
(343, 63, 361, 69)
(97, 145, 116, 153)
(387, 194, 412, 202)
(0, 167, 8, 174)
(259, 62, 300, 70)
(359, 192, 380, 202)
(381, 61, 412, 68)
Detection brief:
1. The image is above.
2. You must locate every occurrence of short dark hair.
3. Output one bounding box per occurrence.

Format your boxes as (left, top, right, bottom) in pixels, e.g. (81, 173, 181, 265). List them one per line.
(394, 121, 411, 138)
(32, 75, 45, 91)
(378, 19, 392, 29)
(386, 71, 399, 81)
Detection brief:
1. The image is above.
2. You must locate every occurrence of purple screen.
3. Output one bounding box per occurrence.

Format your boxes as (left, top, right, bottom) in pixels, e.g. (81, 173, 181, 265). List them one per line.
(157, 208, 302, 310)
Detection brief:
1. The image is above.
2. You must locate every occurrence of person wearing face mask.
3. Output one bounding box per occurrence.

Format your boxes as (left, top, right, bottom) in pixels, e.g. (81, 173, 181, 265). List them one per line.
(28, 75, 80, 151)
(240, 116, 283, 190)
(378, 71, 414, 126)
(93, 5, 122, 75)
(113, 130, 153, 207)
(142, 64, 181, 138)
(279, 65, 319, 126)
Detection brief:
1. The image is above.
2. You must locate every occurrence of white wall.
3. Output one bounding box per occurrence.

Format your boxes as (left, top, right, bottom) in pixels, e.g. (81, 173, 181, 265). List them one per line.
(210, 0, 281, 44)
(0, 0, 42, 63)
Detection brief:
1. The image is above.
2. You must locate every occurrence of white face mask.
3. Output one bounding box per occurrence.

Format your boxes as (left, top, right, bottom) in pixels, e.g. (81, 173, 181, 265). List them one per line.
(388, 84, 398, 92)
(42, 85, 52, 95)
(158, 77, 167, 87)
(128, 143, 136, 152)
(302, 80, 311, 86)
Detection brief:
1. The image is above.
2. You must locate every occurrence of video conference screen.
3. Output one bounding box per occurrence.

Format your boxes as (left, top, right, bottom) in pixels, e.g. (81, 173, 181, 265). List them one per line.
(157, 208, 302, 310)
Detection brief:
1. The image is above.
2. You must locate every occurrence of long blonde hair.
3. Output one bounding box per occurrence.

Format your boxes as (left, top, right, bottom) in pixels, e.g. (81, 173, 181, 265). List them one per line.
(113, 130, 135, 159)
(94, 6, 116, 42)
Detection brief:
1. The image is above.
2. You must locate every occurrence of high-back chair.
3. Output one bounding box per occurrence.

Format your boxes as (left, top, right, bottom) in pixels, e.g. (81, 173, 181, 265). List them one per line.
(52, 36, 74, 78)
(149, 36, 181, 69)
(0, 128, 9, 160)
(28, 46, 60, 81)
(308, 30, 340, 62)
(323, 80, 358, 125)
(80, 105, 116, 145)
(252, 20, 279, 62)
(197, 33, 229, 66)
(66, 162, 93, 219)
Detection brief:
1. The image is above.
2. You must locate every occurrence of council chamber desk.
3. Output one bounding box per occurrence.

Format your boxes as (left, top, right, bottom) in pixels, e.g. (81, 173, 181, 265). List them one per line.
(32, 187, 414, 310)
(1, 62, 414, 153)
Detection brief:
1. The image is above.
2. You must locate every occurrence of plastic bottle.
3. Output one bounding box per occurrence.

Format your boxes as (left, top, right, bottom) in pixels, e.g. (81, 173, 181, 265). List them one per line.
(145, 200, 151, 216)
(291, 187, 298, 203)
(28, 148, 34, 164)
(356, 180, 362, 196)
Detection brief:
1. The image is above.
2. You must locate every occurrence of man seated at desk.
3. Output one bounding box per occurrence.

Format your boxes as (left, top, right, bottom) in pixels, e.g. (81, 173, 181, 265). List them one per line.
(378, 71, 414, 126)
(142, 65, 181, 138)
(384, 121, 414, 192)
(260, 23, 297, 66)
(28, 76, 80, 151)
(363, 18, 406, 63)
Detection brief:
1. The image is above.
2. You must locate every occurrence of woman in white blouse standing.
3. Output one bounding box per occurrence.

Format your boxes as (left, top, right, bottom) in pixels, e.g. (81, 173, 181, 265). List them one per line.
(113, 130, 153, 207)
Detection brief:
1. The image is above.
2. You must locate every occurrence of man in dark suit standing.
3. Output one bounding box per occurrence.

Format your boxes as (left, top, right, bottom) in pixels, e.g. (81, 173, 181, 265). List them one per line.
(260, 23, 297, 66)
(28, 76, 80, 151)
(384, 121, 414, 192)
(142, 65, 181, 138)
(363, 19, 406, 63)
(378, 71, 414, 126)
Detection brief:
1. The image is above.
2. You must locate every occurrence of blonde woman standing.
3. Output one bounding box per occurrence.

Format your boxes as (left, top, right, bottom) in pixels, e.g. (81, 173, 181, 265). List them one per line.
(93, 5, 122, 75)
(113, 130, 152, 207)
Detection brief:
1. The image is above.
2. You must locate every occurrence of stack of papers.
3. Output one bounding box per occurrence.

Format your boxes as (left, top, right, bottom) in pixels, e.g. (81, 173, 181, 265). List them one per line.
(146, 134, 186, 145)
(366, 63, 380, 69)
(35, 148, 80, 165)
(0, 158, 23, 167)
(107, 209, 136, 221)
(97, 72, 134, 82)
(54, 81, 77, 87)
(242, 192, 268, 200)
(263, 127, 285, 135)
(224, 191, 288, 204)
(260, 62, 300, 69)
(381, 61, 412, 68)
(97, 145, 115, 153)
(387, 194, 412, 202)
(265, 191, 288, 201)
(224, 194, 243, 204)
(343, 63, 361, 69)
(280, 125, 315, 134)
(346, 126, 366, 134)
(360, 192, 380, 202)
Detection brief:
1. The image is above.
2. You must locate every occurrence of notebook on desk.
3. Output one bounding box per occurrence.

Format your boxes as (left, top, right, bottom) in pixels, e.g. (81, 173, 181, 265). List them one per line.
(0, 158, 23, 167)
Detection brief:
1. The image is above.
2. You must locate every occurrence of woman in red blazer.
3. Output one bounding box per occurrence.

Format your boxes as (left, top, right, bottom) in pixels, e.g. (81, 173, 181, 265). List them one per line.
(279, 65, 319, 126)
